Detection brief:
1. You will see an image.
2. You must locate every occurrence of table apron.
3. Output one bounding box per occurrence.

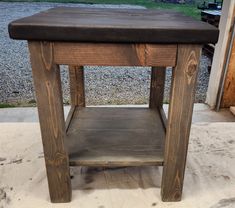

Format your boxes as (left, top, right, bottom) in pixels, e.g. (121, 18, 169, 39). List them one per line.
(31, 41, 178, 67)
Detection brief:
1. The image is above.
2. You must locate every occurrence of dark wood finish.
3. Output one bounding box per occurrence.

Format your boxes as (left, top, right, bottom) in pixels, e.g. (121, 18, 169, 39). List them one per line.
(149, 67, 166, 108)
(66, 107, 165, 167)
(69, 65, 85, 107)
(9, 7, 219, 43)
(28, 41, 71, 203)
(161, 44, 201, 201)
(149, 67, 167, 129)
(9, 7, 210, 202)
(54, 43, 177, 66)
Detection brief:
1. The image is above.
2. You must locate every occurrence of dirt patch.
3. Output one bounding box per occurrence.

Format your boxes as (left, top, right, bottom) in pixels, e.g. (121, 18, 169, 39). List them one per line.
(210, 197, 235, 208)
(0, 188, 11, 206)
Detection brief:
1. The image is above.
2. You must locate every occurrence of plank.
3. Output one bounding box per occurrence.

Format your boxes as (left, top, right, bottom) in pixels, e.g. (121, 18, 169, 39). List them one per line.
(206, 0, 235, 108)
(66, 107, 165, 167)
(54, 43, 177, 67)
(221, 29, 235, 107)
(28, 41, 71, 203)
(9, 7, 219, 43)
(161, 44, 201, 201)
(69, 65, 85, 107)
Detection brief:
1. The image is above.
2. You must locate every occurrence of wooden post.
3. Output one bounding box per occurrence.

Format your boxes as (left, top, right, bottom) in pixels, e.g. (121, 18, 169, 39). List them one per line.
(206, 0, 235, 108)
(69, 65, 85, 107)
(161, 44, 201, 201)
(149, 67, 166, 109)
(221, 21, 235, 107)
(28, 41, 71, 203)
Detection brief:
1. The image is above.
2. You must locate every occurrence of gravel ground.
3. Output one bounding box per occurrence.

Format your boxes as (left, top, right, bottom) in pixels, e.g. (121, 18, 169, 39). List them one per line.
(0, 2, 211, 105)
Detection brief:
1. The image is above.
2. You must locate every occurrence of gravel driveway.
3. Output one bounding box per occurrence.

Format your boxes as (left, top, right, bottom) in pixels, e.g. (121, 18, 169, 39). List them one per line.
(0, 2, 211, 105)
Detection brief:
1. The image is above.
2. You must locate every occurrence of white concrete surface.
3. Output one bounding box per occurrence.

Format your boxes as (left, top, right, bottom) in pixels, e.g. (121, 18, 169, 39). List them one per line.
(0, 122, 235, 207)
(0, 104, 235, 207)
(0, 104, 234, 123)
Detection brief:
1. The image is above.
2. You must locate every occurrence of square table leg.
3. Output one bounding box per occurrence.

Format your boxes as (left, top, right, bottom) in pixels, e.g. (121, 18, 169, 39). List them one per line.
(28, 41, 71, 203)
(149, 67, 166, 109)
(161, 44, 201, 201)
(69, 65, 85, 107)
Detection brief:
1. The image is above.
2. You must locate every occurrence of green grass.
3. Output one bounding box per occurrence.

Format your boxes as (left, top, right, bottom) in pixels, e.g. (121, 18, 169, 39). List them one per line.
(0, 103, 17, 108)
(0, 0, 207, 19)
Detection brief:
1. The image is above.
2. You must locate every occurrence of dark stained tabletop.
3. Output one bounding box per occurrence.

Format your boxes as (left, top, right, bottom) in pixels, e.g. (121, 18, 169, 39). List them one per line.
(8, 7, 219, 43)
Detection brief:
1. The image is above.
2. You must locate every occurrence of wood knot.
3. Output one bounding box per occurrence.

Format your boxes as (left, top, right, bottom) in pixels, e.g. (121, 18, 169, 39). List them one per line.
(46, 152, 68, 166)
(187, 63, 197, 77)
(186, 51, 198, 85)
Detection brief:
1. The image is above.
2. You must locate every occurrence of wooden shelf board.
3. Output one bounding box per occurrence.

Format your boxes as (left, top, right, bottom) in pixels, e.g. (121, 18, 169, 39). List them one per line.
(66, 107, 165, 167)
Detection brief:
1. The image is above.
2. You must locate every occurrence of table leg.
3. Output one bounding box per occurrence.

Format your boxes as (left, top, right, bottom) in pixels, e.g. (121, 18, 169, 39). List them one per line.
(149, 67, 166, 109)
(69, 65, 85, 107)
(28, 41, 71, 203)
(161, 44, 201, 201)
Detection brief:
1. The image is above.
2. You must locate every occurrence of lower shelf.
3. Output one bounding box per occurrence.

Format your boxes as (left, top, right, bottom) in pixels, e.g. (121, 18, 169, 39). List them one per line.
(66, 107, 165, 167)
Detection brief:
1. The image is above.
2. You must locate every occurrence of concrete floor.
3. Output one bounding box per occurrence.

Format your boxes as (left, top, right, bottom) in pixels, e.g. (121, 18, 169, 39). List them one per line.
(0, 106, 235, 208)
(0, 104, 234, 123)
(0, 104, 235, 123)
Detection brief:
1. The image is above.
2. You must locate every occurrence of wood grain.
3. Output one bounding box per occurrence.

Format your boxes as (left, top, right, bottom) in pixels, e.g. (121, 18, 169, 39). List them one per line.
(206, 1, 235, 108)
(54, 43, 177, 66)
(221, 33, 235, 107)
(66, 107, 165, 167)
(9, 7, 219, 43)
(149, 67, 167, 129)
(161, 44, 201, 201)
(69, 65, 85, 107)
(149, 67, 166, 108)
(28, 41, 71, 203)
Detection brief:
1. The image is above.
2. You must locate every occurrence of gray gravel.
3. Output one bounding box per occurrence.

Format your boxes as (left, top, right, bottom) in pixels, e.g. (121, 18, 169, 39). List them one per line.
(0, 2, 211, 105)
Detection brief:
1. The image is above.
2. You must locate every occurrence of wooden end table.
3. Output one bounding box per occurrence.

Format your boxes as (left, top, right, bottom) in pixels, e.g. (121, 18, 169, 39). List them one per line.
(8, 7, 218, 203)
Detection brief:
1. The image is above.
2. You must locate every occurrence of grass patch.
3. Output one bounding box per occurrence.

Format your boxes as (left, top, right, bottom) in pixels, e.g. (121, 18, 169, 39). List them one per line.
(0, 0, 205, 19)
(0, 103, 17, 108)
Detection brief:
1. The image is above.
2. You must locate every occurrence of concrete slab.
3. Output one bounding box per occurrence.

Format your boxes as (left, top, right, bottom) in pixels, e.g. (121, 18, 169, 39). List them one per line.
(0, 104, 234, 123)
(0, 122, 235, 207)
